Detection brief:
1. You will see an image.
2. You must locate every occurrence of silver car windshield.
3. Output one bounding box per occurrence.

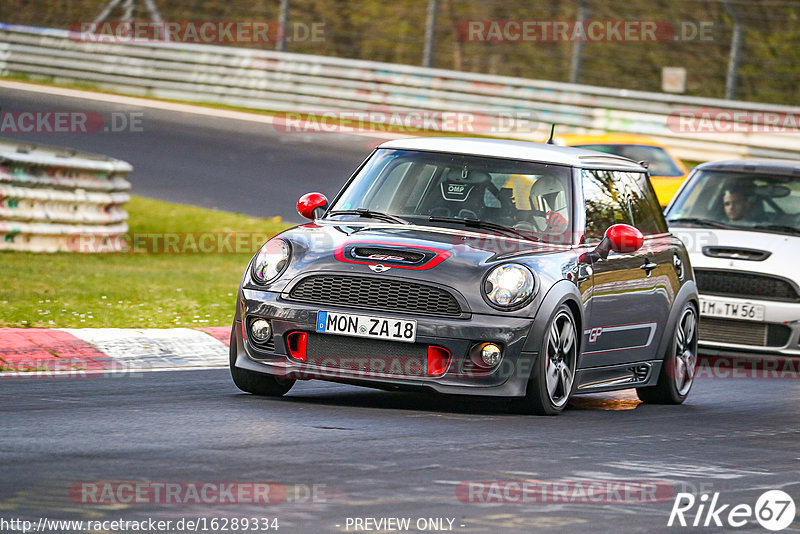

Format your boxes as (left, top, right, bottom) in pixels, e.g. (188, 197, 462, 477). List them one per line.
(667, 170, 800, 234)
(329, 149, 573, 243)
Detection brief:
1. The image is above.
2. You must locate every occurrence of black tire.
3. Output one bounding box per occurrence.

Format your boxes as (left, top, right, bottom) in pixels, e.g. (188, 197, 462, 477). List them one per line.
(516, 304, 578, 415)
(637, 303, 698, 405)
(229, 324, 295, 397)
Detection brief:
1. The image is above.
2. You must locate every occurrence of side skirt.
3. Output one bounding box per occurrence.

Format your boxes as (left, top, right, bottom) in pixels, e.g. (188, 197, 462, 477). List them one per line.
(572, 360, 663, 395)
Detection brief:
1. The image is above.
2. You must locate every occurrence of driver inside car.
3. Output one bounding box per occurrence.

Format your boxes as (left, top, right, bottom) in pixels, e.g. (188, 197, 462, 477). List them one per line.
(528, 175, 570, 234)
(722, 187, 753, 222)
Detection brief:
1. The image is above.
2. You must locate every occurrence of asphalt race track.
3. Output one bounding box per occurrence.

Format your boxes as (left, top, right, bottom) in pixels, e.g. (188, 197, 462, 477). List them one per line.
(0, 86, 377, 222)
(2, 85, 800, 533)
(2, 370, 799, 533)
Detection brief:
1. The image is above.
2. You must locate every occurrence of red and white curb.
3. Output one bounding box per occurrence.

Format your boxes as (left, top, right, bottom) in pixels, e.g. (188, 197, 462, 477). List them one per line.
(0, 327, 230, 377)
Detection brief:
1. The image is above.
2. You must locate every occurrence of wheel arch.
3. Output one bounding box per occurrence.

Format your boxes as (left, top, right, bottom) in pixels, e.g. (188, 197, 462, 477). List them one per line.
(524, 280, 585, 351)
(513, 280, 584, 412)
(520, 280, 585, 391)
(653, 280, 699, 362)
(563, 298, 584, 357)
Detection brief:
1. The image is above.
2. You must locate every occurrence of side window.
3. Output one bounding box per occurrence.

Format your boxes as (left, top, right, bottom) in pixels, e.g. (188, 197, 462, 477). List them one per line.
(581, 169, 632, 242)
(622, 172, 669, 235)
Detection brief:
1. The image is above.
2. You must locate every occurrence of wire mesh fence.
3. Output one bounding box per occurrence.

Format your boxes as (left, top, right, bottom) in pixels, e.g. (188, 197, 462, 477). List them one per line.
(1, 0, 798, 105)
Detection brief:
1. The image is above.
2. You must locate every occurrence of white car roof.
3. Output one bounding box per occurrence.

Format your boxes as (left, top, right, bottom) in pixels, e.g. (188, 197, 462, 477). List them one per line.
(696, 159, 800, 176)
(378, 137, 647, 170)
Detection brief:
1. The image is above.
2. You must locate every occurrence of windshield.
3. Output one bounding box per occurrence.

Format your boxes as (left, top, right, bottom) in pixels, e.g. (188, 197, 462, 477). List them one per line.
(329, 149, 574, 243)
(666, 169, 800, 234)
(574, 144, 684, 177)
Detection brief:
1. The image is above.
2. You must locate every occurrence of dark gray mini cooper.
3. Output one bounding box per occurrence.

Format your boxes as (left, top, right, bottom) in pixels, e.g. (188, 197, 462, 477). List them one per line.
(231, 138, 698, 414)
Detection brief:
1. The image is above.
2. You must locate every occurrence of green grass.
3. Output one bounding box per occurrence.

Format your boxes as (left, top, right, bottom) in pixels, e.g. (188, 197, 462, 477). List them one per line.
(0, 196, 289, 328)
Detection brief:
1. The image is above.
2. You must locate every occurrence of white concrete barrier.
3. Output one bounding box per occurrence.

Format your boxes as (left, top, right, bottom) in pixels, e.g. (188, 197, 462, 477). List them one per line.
(0, 137, 132, 252)
(1, 23, 799, 162)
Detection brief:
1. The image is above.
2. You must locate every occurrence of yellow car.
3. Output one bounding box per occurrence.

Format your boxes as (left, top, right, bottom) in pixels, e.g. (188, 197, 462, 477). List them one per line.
(554, 134, 689, 206)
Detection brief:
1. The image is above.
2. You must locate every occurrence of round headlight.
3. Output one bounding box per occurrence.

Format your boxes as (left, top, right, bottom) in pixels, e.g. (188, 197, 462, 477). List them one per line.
(484, 263, 535, 309)
(251, 239, 291, 284)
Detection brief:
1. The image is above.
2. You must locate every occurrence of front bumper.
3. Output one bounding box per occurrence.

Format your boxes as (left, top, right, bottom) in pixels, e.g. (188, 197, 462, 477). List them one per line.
(233, 288, 539, 397)
(698, 296, 800, 358)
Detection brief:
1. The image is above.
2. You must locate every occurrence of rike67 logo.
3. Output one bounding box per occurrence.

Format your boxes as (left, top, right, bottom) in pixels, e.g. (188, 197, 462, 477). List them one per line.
(668, 490, 796, 531)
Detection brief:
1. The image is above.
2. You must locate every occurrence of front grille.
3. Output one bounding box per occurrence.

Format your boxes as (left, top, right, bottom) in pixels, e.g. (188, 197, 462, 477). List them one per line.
(699, 318, 767, 346)
(695, 269, 800, 302)
(699, 318, 791, 347)
(305, 333, 429, 376)
(288, 275, 462, 317)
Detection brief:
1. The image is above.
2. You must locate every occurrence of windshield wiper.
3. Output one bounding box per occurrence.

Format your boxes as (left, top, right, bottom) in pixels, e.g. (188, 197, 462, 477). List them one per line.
(750, 223, 800, 236)
(428, 216, 540, 242)
(327, 209, 409, 225)
(667, 217, 736, 229)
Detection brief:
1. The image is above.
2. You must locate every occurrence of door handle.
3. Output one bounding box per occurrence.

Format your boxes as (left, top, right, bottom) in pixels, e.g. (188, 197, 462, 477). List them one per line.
(640, 260, 658, 276)
(576, 264, 593, 282)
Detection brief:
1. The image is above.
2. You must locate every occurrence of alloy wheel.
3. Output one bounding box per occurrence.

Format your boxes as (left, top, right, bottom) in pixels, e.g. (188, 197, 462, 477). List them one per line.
(544, 310, 577, 408)
(672, 307, 698, 396)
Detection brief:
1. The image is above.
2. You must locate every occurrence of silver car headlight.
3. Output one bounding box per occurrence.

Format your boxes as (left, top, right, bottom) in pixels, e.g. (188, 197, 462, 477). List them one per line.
(484, 263, 535, 308)
(251, 239, 291, 284)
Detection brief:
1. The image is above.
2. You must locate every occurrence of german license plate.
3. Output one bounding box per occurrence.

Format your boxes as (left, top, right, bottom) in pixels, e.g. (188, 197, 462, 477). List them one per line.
(699, 296, 765, 322)
(316, 311, 417, 343)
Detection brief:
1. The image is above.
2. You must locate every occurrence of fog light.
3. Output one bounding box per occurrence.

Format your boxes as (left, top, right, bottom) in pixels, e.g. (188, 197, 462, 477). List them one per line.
(480, 343, 502, 366)
(250, 319, 272, 343)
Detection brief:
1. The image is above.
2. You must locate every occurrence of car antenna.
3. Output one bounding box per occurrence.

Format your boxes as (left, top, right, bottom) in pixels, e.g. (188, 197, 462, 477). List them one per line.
(545, 124, 556, 144)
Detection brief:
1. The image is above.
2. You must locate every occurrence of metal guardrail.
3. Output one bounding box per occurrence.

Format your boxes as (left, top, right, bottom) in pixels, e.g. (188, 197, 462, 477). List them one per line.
(1, 23, 799, 163)
(0, 137, 132, 252)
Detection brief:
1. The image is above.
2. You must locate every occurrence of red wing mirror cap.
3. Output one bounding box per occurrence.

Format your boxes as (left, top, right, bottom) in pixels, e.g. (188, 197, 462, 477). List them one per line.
(297, 192, 328, 220)
(605, 224, 644, 253)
